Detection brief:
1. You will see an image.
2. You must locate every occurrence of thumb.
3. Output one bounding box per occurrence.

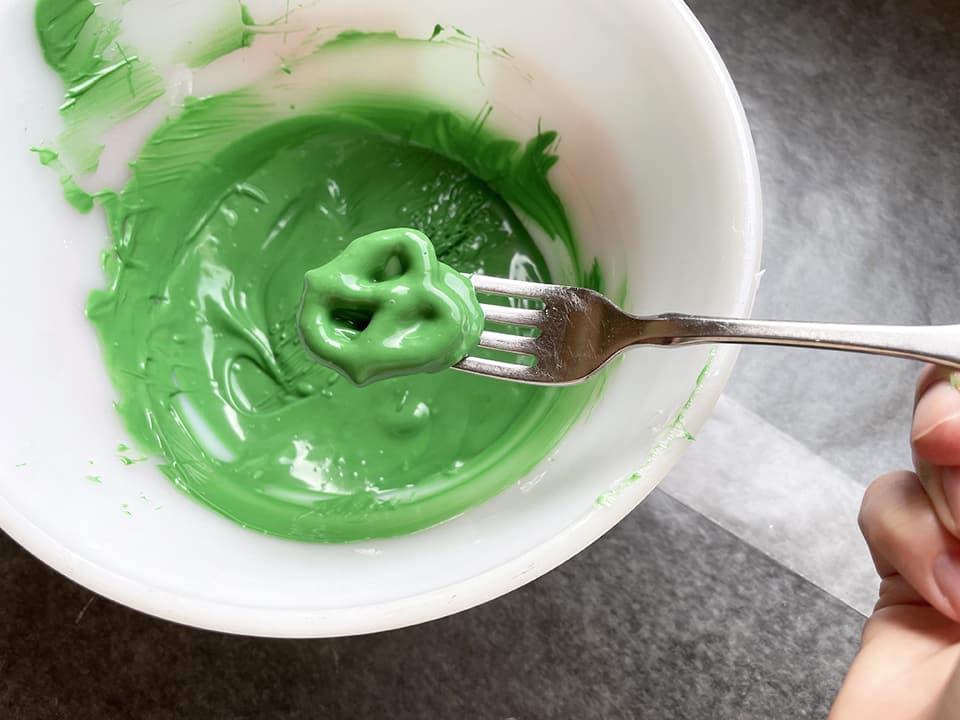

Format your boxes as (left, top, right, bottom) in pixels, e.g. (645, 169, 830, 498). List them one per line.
(859, 471, 960, 622)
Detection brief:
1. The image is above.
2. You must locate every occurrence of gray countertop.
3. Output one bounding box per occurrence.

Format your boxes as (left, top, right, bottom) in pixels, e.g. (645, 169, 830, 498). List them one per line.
(3, 1, 958, 717)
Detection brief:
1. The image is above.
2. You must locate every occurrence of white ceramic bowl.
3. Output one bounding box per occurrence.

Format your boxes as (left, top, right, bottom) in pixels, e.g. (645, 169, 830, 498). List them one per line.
(0, 0, 760, 636)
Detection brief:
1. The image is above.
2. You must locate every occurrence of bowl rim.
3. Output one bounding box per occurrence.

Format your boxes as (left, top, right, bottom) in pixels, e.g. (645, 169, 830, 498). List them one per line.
(1, 0, 762, 637)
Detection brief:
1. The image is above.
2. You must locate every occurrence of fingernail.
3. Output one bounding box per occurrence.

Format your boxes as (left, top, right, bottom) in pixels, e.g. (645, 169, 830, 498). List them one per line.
(913, 381, 960, 440)
(933, 551, 960, 618)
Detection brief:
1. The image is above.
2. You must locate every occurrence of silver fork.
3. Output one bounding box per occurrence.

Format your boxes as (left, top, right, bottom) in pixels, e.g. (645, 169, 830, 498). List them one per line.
(454, 275, 960, 385)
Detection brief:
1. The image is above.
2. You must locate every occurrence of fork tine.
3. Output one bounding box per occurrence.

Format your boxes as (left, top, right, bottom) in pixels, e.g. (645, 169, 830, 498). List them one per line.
(469, 274, 554, 299)
(477, 330, 539, 355)
(480, 303, 543, 327)
(454, 355, 540, 382)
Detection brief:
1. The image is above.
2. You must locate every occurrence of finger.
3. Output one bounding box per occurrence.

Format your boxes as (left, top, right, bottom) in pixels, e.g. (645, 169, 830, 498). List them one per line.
(872, 574, 927, 614)
(859, 471, 960, 622)
(913, 366, 960, 467)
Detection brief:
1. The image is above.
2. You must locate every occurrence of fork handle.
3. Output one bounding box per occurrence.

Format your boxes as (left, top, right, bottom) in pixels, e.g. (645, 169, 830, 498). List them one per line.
(636, 314, 960, 370)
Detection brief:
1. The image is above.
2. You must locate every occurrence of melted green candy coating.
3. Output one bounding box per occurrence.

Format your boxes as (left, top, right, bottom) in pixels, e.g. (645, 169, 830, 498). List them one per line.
(82, 107, 597, 543)
(299, 228, 484, 386)
(34, 1, 603, 543)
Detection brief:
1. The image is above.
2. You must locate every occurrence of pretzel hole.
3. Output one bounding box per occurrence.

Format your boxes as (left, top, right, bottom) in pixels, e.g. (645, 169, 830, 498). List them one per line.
(372, 250, 410, 283)
(330, 306, 375, 339)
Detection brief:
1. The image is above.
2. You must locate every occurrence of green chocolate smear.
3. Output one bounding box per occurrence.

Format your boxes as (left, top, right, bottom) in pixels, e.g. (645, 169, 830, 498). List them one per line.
(35, 0, 164, 175)
(36, 10, 603, 542)
(82, 104, 598, 542)
(299, 228, 484, 386)
(30, 147, 94, 213)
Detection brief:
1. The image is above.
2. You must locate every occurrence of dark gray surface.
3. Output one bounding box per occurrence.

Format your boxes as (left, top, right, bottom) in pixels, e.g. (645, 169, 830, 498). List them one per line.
(6, 1, 959, 717)
(0, 491, 859, 719)
(690, 0, 960, 484)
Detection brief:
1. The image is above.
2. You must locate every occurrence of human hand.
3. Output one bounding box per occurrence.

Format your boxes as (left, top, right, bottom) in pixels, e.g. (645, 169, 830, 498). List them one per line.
(831, 366, 960, 719)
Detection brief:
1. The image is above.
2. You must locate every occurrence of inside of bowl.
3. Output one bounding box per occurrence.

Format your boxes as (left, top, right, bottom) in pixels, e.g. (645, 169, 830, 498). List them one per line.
(0, 0, 758, 634)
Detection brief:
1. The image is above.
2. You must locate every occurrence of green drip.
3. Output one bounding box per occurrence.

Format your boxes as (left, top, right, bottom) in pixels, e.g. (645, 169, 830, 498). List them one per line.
(239, 3, 255, 27)
(184, 3, 255, 68)
(240, 3, 257, 48)
(320, 30, 403, 50)
(596, 348, 718, 506)
(30, 147, 94, 213)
